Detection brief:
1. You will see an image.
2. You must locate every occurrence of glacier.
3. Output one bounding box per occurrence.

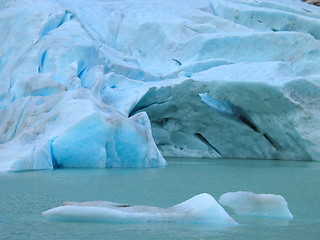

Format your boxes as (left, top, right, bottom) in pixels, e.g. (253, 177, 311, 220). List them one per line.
(1, 0, 320, 170)
(0, 89, 166, 170)
(219, 191, 293, 219)
(42, 193, 238, 225)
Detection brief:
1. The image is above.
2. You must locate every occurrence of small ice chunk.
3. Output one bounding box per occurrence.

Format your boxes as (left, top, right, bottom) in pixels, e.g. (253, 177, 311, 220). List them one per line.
(219, 191, 293, 219)
(42, 193, 237, 225)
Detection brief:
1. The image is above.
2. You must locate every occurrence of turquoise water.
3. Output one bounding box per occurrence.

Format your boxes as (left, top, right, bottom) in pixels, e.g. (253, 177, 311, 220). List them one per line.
(1, 158, 320, 239)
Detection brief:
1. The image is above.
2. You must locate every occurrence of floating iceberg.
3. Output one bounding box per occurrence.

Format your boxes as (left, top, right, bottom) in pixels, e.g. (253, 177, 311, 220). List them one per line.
(1, 0, 320, 171)
(219, 191, 293, 219)
(42, 193, 237, 225)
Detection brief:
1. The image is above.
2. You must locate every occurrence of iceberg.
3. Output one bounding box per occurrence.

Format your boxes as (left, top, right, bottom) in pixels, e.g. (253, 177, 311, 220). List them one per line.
(1, 0, 320, 170)
(219, 191, 293, 219)
(42, 193, 238, 225)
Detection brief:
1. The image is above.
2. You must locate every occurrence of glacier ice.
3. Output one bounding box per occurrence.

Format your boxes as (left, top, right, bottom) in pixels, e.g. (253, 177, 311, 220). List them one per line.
(219, 191, 293, 219)
(1, 0, 320, 170)
(0, 89, 166, 170)
(42, 193, 238, 225)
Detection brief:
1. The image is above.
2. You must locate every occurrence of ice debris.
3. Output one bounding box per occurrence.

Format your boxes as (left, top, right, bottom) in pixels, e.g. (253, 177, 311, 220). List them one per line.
(42, 193, 237, 225)
(219, 191, 293, 219)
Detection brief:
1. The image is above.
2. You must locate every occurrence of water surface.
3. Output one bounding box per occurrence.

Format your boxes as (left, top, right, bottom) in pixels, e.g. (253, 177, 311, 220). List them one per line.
(1, 158, 320, 239)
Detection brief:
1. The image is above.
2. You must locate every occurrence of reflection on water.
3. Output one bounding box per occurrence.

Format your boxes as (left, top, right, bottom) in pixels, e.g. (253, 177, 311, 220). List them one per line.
(0, 158, 320, 239)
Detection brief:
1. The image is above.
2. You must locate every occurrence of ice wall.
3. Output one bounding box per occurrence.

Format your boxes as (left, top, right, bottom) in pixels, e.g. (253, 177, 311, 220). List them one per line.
(0, 89, 166, 170)
(1, 0, 320, 170)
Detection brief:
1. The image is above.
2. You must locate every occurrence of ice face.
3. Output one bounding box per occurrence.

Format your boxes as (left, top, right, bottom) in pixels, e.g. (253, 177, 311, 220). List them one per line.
(1, 0, 320, 171)
(42, 193, 238, 225)
(0, 89, 166, 171)
(219, 191, 293, 219)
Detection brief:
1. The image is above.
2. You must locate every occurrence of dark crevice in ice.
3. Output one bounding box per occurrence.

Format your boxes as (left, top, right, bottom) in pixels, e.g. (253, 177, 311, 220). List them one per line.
(195, 132, 222, 156)
(199, 92, 259, 133)
(238, 114, 259, 133)
(199, 92, 279, 151)
(129, 101, 167, 117)
(56, 10, 74, 28)
(172, 58, 182, 66)
(301, 8, 312, 13)
(40, 10, 75, 38)
(50, 138, 60, 168)
(38, 50, 47, 73)
(184, 25, 199, 33)
(263, 133, 280, 151)
(8, 97, 31, 141)
(209, 2, 216, 15)
(77, 66, 87, 79)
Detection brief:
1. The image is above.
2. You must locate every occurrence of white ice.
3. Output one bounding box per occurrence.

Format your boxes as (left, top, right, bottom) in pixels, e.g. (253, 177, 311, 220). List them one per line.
(0, 89, 166, 171)
(219, 191, 293, 219)
(42, 193, 237, 225)
(1, 0, 320, 171)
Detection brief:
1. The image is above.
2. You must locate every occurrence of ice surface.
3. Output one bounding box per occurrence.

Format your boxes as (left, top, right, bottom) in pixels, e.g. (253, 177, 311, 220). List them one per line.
(42, 193, 237, 225)
(219, 191, 293, 219)
(1, 0, 320, 171)
(0, 89, 166, 171)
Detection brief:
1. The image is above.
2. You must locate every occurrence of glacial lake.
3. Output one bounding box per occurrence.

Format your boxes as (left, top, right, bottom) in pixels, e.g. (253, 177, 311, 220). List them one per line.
(1, 158, 320, 240)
